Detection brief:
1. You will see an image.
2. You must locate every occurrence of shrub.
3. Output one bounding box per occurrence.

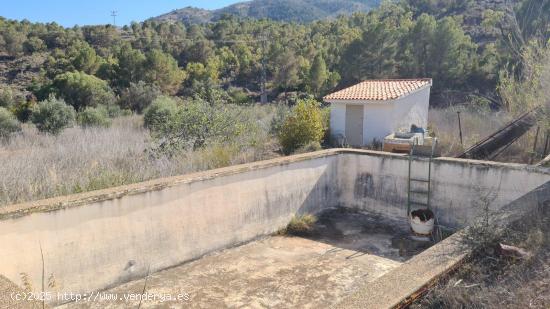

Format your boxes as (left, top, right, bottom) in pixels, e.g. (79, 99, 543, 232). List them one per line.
(228, 87, 252, 105)
(31, 97, 76, 134)
(279, 214, 317, 236)
(295, 141, 322, 154)
(118, 81, 162, 113)
(0, 107, 21, 140)
(77, 106, 111, 128)
(143, 96, 179, 134)
(0, 85, 23, 109)
(278, 99, 325, 154)
(270, 104, 291, 134)
(12, 99, 37, 123)
(170, 100, 244, 150)
(23, 36, 46, 54)
(52, 71, 116, 111)
(147, 99, 258, 154)
(102, 104, 131, 118)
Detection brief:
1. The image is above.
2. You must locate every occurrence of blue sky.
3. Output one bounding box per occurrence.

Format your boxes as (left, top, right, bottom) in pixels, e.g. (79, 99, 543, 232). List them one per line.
(1, 1, 242, 27)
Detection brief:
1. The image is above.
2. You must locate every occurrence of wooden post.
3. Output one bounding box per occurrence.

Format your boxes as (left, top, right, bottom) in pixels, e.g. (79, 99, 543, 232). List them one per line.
(457, 111, 463, 147)
(543, 130, 549, 157)
(530, 126, 540, 164)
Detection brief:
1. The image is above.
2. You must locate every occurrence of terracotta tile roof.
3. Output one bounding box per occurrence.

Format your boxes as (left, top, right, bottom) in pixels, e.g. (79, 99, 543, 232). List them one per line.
(323, 79, 432, 102)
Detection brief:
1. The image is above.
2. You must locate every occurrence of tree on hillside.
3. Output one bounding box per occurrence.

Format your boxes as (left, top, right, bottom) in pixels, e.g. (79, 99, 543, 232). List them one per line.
(112, 43, 146, 89)
(144, 49, 186, 95)
(274, 49, 302, 99)
(309, 54, 328, 96)
(429, 17, 475, 88)
(1, 26, 26, 57)
(400, 13, 437, 77)
(339, 21, 399, 83)
(118, 81, 162, 113)
(69, 41, 103, 74)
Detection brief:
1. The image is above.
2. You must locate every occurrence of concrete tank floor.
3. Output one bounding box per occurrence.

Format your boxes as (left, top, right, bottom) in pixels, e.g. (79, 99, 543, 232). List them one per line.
(58, 208, 434, 309)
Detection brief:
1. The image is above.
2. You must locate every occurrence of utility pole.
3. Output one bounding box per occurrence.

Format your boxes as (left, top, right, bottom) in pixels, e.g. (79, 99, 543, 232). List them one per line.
(111, 10, 118, 26)
(457, 111, 463, 147)
(260, 32, 268, 104)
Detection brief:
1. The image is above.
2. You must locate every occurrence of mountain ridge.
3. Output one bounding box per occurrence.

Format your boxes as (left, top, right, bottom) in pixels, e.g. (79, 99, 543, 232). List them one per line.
(151, 0, 381, 24)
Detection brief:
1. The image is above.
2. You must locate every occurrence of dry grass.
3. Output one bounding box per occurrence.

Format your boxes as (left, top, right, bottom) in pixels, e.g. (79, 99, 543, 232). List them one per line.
(412, 204, 550, 309)
(0, 106, 280, 207)
(429, 107, 547, 163)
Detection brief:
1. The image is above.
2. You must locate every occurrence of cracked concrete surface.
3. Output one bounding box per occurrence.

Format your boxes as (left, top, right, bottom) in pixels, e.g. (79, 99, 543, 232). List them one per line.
(57, 209, 435, 309)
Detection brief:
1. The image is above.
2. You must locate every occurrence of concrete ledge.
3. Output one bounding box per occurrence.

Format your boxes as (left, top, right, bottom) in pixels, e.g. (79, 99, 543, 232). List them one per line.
(0, 149, 342, 220)
(335, 230, 470, 309)
(1, 148, 548, 221)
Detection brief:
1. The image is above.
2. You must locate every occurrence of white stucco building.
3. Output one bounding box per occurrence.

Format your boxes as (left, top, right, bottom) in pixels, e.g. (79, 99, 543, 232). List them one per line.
(324, 79, 432, 147)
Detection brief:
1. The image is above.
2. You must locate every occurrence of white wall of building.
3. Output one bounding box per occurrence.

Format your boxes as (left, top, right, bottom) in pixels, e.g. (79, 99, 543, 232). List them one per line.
(362, 103, 393, 145)
(330, 103, 347, 138)
(391, 87, 430, 133)
(328, 86, 431, 146)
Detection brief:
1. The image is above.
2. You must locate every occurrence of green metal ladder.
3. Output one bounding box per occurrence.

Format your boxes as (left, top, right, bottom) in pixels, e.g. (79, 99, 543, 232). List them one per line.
(406, 138, 438, 218)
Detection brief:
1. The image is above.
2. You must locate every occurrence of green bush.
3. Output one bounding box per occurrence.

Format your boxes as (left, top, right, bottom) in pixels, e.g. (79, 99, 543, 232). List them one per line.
(77, 106, 111, 128)
(146, 98, 256, 154)
(0, 85, 23, 109)
(52, 71, 116, 111)
(102, 104, 131, 118)
(228, 87, 252, 105)
(12, 99, 37, 123)
(0, 107, 21, 140)
(31, 97, 76, 135)
(270, 104, 290, 135)
(118, 81, 162, 113)
(278, 99, 325, 154)
(143, 96, 179, 134)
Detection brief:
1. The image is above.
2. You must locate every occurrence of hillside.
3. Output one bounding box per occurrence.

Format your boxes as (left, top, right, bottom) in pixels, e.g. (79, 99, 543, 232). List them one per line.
(152, 0, 381, 24)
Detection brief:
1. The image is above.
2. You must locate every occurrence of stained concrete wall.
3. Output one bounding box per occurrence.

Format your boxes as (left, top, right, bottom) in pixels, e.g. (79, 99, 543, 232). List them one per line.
(0, 149, 548, 305)
(338, 151, 550, 227)
(337, 179, 550, 309)
(0, 153, 340, 305)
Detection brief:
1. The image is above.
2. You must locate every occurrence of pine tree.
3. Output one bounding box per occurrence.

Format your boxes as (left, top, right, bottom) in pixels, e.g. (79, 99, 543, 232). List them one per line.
(309, 54, 328, 96)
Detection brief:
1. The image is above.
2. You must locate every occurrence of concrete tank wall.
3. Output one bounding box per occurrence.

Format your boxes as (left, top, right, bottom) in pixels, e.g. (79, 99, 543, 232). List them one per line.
(338, 151, 550, 227)
(0, 149, 548, 305)
(0, 153, 340, 305)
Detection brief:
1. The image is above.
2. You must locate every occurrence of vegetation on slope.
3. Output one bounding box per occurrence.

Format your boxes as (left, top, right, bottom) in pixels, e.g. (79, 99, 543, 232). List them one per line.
(0, 0, 549, 204)
(0, 0, 546, 111)
(152, 0, 381, 24)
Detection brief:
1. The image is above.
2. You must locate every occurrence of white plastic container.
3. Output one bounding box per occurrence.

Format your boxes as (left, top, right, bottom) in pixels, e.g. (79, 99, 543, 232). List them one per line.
(409, 211, 435, 236)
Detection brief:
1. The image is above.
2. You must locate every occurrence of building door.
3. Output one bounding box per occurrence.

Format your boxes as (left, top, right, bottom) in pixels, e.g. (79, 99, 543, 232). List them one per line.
(345, 105, 364, 146)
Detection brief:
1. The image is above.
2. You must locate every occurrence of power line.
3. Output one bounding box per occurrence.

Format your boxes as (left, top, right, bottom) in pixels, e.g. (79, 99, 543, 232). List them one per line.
(111, 11, 118, 26)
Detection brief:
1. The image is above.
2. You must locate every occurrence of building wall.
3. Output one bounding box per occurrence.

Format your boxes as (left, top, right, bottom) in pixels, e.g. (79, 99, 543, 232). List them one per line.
(390, 87, 431, 132)
(362, 103, 394, 145)
(328, 86, 431, 146)
(330, 103, 346, 140)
